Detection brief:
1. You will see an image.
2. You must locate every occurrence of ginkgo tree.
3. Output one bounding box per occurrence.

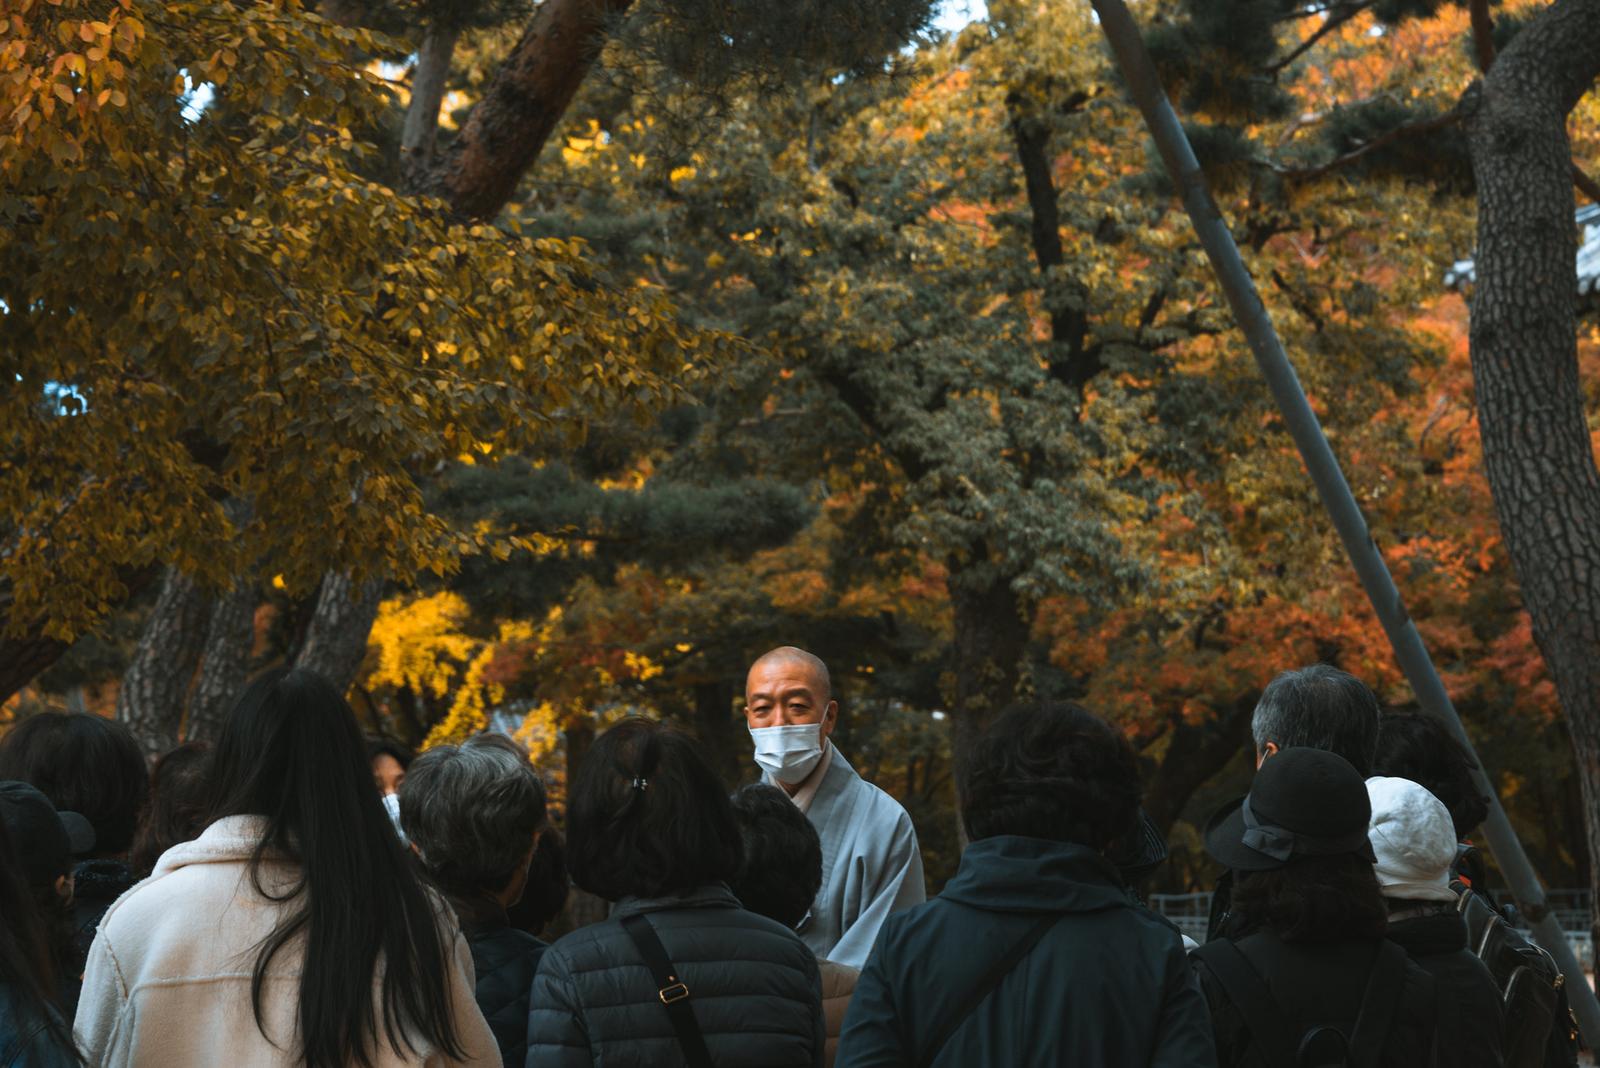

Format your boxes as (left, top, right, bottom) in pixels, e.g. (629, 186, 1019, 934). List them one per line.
(1, 0, 941, 746)
(0, 0, 702, 711)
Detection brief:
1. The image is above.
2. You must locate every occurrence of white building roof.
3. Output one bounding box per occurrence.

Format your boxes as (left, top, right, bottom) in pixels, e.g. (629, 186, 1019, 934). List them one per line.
(1446, 205, 1600, 294)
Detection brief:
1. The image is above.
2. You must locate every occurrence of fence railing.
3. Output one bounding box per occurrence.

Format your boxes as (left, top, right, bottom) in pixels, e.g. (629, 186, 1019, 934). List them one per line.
(1148, 890, 1597, 970)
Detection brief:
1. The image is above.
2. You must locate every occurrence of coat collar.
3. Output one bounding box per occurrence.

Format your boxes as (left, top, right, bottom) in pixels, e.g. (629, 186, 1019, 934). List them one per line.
(149, 815, 280, 877)
(938, 835, 1133, 914)
(611, 883, 743, 919)
(809, 744, 862, 809)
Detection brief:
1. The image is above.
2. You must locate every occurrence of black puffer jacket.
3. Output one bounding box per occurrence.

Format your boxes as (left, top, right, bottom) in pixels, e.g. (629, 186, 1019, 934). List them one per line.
(458, 899, 549, 1068)
(1387, 908, 1504, 1068)
(524, 884, 823, 1067)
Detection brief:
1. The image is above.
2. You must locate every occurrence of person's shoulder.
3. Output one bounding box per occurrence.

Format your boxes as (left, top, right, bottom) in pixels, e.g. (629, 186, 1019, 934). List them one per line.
(842, 763, 916, 825)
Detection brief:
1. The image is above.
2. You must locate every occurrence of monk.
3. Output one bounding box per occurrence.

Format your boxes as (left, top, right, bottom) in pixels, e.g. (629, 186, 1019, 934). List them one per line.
(744, 646, 925, 969)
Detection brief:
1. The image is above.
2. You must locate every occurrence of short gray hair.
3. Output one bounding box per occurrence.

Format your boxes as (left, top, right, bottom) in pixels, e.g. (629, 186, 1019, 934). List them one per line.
(398, 736, 547, 896)
(1251, 664, 1382, 776)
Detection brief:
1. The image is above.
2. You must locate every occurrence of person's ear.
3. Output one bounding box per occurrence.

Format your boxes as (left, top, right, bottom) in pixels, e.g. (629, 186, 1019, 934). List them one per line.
(1256, 741, 1279, 768)
(820, 700, 839, 741)
(54, 873, 73, 903)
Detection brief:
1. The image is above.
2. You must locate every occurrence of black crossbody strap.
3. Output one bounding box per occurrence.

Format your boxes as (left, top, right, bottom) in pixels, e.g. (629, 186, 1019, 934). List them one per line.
(916, 912, 1061, 1068)
(620, 913, 716, 1068)
(1347, 941, 1417, 1067)
(1193, 940, 1304, 1067)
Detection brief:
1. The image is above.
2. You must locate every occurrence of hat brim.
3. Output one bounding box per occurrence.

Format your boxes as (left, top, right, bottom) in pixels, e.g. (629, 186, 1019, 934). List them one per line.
(1109, 808, 1169, 878)
(57, 809, 96, 856)
(1203, 797, 1290, 873)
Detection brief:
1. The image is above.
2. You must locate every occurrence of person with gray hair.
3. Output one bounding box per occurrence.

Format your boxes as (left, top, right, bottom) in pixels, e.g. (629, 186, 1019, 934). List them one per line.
(1207, 664, 1384, 943)
(1250, 664, 1382, 776)
(399, 733, 550, 1068)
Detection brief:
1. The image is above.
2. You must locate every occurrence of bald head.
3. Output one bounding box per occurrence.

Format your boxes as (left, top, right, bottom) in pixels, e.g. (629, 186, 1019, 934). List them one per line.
(744, 646, 837, 741)
(748, 647, 831, 702)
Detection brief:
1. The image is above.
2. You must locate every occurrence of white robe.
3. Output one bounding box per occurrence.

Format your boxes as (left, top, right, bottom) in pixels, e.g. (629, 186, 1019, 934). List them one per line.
(769, 745, 925, 969)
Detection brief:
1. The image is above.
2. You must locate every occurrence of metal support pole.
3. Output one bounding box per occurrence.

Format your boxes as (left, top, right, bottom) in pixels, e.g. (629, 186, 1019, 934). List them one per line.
(1088, 0, 1600, 1043)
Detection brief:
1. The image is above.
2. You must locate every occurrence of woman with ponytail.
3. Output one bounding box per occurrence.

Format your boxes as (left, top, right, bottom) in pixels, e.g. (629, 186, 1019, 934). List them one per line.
(74, 668, 499, 1067)
(525, 717, 823, 1067)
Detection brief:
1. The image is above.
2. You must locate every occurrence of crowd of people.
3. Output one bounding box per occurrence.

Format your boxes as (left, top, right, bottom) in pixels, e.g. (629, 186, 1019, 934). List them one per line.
(0, 647, 1581, 1067)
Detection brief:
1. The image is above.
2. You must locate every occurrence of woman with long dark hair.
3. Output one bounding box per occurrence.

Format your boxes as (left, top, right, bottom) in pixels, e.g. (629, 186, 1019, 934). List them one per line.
(0, 811, 80, 1066)
(74, 668, 499, 1067)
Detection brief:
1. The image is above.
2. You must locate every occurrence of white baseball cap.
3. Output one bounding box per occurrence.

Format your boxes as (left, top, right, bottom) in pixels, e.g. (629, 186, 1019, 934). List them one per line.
(1365, 776, 1458, 902)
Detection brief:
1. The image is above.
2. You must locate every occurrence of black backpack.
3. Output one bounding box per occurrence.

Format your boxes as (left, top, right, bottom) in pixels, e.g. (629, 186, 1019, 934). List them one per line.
(1193, 938, 1433, 1068)
(1457, 888, 1578, 1068)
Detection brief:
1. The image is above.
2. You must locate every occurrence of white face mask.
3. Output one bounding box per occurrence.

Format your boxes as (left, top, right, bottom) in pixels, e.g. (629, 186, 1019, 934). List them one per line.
(381, 791, 408, 845)
(750, 723, 825, 784)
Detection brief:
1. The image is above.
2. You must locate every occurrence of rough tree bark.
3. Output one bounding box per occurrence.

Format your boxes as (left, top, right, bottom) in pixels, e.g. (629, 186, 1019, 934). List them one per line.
(426, 0, 636, 219)
(116, 567, 212, 758)
(293, 572, 385, 694)
(399, 22, 462, 191)
(1462, 0, 1600, 944)
(184, 582, 258, 741)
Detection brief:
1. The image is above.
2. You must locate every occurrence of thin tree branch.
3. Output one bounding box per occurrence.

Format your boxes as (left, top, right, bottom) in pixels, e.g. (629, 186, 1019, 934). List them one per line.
(1574, 161, 1600, 205)
(1470, 0, 1498, 71)
(1268, 2, 1373, 75)
(1277, 106, 1464, 180)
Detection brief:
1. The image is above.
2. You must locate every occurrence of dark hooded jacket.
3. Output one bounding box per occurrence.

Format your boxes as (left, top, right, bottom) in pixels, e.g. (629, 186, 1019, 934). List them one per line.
(524, 883, 823, 1067)
(1386, 907, 1504, 1068)
(834, 835, 1216, 1068)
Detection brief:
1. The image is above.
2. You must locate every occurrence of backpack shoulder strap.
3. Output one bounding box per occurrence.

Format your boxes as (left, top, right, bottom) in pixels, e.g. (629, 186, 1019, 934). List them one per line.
(1192, 939, 1304, 1067)
(1348, 941, 1427, 1068)
(915, 912, 1061, 1068)
(619, 912, 716, 1068)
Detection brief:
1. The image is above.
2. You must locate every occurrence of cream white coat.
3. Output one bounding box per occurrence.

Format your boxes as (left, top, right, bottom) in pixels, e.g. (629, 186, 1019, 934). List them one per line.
(73, 815, 500, 1068)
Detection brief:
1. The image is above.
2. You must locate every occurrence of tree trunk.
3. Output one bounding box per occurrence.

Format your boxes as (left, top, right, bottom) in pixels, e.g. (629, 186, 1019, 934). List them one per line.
(185, 582, 258, 741)
(691, 678, 744, 789)
(427, 0, 636, 219)
(0, 635, 70, 705)
(116, 567, 212, 758)
(1140, 693, 1256, 836)
(293, 572, 384, 694)
(946, 564, 1030, 755)
(400, 22, 462, 192)
(1462, 0, 1600, 957)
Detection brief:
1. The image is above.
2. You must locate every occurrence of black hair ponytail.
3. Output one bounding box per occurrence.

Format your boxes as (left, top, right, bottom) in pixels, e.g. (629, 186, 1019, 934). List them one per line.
(207, 668, 464, 1068)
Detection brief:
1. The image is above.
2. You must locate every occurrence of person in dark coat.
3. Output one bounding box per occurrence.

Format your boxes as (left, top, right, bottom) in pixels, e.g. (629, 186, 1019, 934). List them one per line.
(0, 713, 146, 1013)
(728, 783, 858, 1068)
(1194, 748, 1439, 1068)
(835, 701, 1215, 1068)
(400, 733, 551, 1068)
(525, 717, 823, 1068)
(1366, 775, 1503, 1068)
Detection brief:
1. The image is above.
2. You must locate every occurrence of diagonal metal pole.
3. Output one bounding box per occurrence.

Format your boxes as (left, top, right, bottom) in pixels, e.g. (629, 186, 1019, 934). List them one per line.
(1088, 0, 1600, 1043)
